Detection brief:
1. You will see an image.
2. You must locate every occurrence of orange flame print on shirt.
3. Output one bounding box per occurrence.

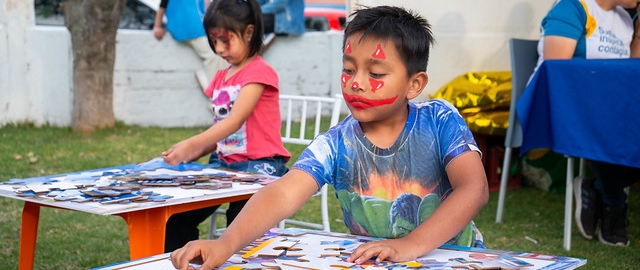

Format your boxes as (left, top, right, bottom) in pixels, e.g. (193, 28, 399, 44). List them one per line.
(358, 172, 434, 200)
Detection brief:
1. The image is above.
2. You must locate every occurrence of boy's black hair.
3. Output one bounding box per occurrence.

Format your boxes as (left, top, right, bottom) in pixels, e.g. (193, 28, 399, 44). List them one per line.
(343, 6, 435, 76)
(203, 0, 264, 57)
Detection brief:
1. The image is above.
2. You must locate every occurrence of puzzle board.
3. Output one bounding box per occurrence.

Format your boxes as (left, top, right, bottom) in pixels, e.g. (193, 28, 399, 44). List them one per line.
(96, 229, 586, 270)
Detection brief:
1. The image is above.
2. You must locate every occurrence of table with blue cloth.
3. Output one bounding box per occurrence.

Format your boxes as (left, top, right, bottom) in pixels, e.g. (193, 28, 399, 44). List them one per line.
(516, 58, 640, 250)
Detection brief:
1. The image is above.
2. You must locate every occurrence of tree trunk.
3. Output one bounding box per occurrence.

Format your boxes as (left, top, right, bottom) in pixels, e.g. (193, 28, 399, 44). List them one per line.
(62, 0, 126, 133)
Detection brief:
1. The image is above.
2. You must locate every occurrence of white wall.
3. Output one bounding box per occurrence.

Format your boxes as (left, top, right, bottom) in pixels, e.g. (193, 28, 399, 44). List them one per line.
(0, 0, 555, 128)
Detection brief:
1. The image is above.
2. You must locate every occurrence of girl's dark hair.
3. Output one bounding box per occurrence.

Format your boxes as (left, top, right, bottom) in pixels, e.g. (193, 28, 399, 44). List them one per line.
(203, 0, 264, 57)
(343, 6, 435, 76)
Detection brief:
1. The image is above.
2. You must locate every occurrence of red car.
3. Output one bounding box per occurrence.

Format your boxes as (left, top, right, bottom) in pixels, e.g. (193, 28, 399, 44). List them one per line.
(304, 6, 346, 31)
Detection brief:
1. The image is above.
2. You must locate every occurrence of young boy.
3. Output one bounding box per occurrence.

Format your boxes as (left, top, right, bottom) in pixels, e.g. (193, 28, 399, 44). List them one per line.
(170, 5, 489, 269)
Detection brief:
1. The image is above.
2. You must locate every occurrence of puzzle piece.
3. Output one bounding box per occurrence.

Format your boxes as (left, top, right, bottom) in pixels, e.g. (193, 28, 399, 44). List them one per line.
(181, 181, 233, 190)
(242, 237, 299, 258)
(286, 243, 343, 257)
(277, 255, 355, 269)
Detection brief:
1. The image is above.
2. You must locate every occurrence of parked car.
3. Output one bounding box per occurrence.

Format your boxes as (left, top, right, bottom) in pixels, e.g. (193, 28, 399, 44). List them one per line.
(35, 0, 157, 30)
(304, 6, 346, 32)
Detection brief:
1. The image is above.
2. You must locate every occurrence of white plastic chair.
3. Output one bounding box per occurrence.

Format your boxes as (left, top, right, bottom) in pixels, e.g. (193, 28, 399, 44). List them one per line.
(209, 94, 344, 238)
(277, 94, 343, 232)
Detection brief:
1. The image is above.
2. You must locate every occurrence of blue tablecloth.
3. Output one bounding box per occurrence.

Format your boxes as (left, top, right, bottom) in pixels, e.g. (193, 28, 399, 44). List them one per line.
(516, 58, 640, 169)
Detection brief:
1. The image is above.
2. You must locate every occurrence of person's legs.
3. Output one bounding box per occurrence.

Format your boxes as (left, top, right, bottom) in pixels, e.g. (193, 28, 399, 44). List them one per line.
(164, 205, 219, 252)
(164, 153, 224, 251)
(185, 36, 226, 91)
(591, 160, 640, 246)
(574, 176, 600, 240)
(263, 13, 275, 34)
(261, 13, 277, 51)
(221, 156, 289, 224)
(592, 161, 638, 208)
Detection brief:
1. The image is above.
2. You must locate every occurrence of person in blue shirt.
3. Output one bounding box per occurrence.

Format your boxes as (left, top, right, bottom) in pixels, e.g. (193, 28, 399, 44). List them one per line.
(169, 6, 489, 269)
(534, 0, 640, 247)
(153, 0, 225, 91)
(259, 0, 305, 36)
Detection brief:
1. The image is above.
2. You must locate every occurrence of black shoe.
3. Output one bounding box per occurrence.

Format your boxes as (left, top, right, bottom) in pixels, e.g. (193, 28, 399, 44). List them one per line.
(574, 177, 599, 240)
(598, 205, 629, 246)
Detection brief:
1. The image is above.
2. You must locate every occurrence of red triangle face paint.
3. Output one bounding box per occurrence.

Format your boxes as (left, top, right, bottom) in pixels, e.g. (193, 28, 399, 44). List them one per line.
(341, 73, 352, 88)
(372, 44, 386, 59)
(345, 40, 352, 54)
(369, 78, 384, 92)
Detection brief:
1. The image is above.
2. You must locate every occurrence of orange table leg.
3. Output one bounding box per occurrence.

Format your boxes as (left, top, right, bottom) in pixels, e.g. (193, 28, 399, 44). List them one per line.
(116, 194, 253, 260)
(19, 202, 40, 270)
(117, 207, 171, 260)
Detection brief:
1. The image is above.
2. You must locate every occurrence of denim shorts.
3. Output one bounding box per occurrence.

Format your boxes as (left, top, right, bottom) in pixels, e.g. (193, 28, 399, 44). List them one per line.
(208, 152, 289, 177)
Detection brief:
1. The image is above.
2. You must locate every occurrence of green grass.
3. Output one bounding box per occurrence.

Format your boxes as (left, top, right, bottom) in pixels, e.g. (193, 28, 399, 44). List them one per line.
(1, 124, 639, 269)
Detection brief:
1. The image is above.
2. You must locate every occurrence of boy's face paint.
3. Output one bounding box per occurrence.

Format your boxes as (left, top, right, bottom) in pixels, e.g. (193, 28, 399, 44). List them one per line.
(372, 44, 386, 59)
(369, 78, 384, 92)
(345, 40, 352, 54)
(342, 92, 398, 111)
(341, 73, 352, 88)
(341, 34, 412, 117)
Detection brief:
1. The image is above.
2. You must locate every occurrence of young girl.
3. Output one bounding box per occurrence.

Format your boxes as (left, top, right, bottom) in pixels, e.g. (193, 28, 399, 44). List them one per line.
(161, 0, 290, 252)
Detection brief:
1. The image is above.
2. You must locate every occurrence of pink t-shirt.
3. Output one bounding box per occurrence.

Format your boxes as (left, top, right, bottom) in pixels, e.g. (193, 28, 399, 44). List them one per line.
(204, 56, 290, 163)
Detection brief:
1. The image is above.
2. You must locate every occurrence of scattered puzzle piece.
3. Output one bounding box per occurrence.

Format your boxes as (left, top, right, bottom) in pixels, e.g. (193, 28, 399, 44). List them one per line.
(286, 243, 343, 257)
(278, 255, 355, 269)
(242, 237, 299, 258)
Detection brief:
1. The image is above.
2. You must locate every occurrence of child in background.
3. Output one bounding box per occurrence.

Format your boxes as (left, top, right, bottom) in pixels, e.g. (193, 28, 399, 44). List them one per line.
(170, 5, 489, 269)
(161, 0, 290, 253)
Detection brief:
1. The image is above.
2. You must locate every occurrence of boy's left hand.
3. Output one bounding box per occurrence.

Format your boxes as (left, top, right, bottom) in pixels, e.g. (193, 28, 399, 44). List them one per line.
(346, 238, 422, 264)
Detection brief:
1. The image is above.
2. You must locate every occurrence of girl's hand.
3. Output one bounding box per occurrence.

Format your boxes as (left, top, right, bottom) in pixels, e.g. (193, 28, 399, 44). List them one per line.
(162, 139, 198, 166)
(170, 240, 232, 270)
(346, 238, 422, 265)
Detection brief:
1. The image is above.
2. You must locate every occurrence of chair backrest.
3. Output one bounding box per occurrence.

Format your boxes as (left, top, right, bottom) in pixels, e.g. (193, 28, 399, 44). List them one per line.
(506, 38, 539, 148)
(277, 94, 344, 232)
(280, 94, 344, 146)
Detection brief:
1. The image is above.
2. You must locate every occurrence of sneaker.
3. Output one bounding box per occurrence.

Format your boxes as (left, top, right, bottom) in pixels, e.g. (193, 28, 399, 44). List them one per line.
(598, 205, 630, 246)
(263, 33, 276, 51)
(574, 177, 599, 240)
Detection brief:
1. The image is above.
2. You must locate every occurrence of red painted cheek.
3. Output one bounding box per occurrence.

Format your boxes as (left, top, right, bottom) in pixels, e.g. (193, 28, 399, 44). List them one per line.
(341, 73, 352, 88)
(369, 79, 384, 92)
(372, 44, 386, 59)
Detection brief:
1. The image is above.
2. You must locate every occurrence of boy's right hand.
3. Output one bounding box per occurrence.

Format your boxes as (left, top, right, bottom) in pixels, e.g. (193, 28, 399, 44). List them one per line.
(170, 240, 233, 269)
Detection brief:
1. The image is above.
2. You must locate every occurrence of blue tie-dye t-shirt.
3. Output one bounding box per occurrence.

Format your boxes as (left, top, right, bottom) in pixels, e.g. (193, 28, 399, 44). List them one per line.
(292, 99, 482, 247)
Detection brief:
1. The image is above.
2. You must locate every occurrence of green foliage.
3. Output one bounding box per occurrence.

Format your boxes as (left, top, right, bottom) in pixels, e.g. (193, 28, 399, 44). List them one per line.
(0, 125, 638, 269)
